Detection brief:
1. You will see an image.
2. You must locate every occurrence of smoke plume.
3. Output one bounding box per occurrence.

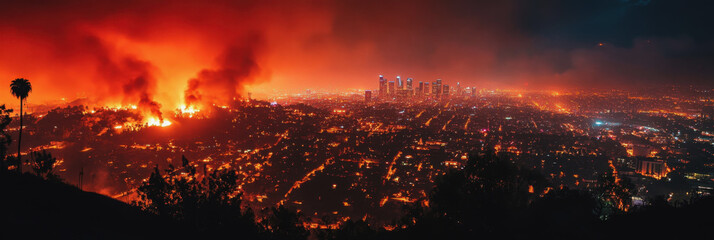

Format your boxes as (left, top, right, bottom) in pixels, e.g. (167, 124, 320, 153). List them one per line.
(1, 0, 713, 112)
(185, 36, 265, 108)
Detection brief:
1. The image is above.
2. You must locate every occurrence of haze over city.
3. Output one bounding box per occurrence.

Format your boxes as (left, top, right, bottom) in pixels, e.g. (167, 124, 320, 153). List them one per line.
(2, 0, 713, 112)
(1, 1, 713, 239)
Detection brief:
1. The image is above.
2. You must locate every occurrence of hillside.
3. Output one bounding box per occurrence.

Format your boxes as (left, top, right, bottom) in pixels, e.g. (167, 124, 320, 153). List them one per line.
(0, 174, 184, 239)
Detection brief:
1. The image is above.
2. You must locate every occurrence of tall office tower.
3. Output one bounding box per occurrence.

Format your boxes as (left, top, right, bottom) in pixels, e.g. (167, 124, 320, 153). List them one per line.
(456, 82, 462, 96)
(418, 81, 424, 96)
(443, 84, 450, 98)
(434, 79, 442, 98)
(424, 82, 430, 95)
(388, 81, 396, 97)
(365, 90, 372, 102)
(378, 75, 387, 97)
(471, 86, 477, 97)
(406, 78, 413, 91)
(396, 76, 403, 90)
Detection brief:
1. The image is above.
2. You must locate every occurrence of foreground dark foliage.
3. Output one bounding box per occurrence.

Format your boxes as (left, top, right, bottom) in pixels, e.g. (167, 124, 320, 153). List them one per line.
(3, 152, 713, 240)
(0, 173, 181, 240)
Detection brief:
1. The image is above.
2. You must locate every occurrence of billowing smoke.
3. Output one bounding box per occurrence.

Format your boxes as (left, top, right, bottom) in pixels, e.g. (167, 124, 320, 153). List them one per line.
(0, 0, 713, 111)
(126, 76, 163, 121)
(185, 36, 265, 108)
(94, 46, 164, 120)
(0, 0, 310, 112)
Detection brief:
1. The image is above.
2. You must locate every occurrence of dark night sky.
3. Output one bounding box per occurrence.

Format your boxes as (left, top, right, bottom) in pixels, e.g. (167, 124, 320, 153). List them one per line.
(0, 0, 712, 109)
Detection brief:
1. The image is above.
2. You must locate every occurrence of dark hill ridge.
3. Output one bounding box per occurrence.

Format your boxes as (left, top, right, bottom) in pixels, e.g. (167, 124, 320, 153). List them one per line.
(2, 172, 714, 240)
(0, 174, 183, 240)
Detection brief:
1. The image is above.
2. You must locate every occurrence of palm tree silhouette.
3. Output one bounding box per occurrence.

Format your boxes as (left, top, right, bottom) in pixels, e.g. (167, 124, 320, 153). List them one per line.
(10, 78, 31, 173)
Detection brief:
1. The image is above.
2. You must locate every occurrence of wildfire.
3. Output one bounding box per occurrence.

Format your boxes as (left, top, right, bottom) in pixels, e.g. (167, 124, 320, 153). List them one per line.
(146, 117, 172, 127)
(179, 105, 200, 117)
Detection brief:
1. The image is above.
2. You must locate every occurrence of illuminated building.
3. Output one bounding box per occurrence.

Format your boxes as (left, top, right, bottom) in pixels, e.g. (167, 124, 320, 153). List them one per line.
(417, 81, 424, 96)
(388, 81, 395, 97)
(407, 78, 413, 91)
(635, 158, 668, 179)
(433, 79, 442, 98)
(443, 84, 450, 98)
(365, 90, 372, 102)
(378, 75, 387, 98)
(424, 82, 430, 95)
(397, 89, 412, 98)
(629, 144, 654, 157)
(397, 76, 403, 90)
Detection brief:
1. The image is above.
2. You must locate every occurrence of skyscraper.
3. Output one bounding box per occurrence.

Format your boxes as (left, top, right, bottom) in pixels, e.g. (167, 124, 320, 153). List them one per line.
(397, 76, 403, 90)
(407, 78, 413, 91)
(424, 82, 430, 95)
(443, 84, 450, 98)
(388, 81, 395, 97)
(433, 79, 442, 98)
(365, 90, 372, 102)
(418, 81, 424, 96)
(378, 75, 387, 98)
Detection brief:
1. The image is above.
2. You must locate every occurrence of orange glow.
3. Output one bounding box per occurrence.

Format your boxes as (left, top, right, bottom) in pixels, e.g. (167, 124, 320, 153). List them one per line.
(146, 117, 172, 127)
(608, 160, 620, 183)
(179, 105, 200, 117)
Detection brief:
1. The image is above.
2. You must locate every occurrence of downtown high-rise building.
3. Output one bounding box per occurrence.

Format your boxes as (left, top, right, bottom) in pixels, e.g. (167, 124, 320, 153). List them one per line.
(378, 75, 387, 98)
(417, 81, 424, 96)
(433, 79, 442, 98)
(365, 90, 372, 102)
(375, 75, 459, 100)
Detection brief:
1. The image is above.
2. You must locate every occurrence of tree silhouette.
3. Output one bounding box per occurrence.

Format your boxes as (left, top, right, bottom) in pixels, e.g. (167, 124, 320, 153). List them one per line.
(594, 170, 635, 220)
(329, 219, 376, 240)
(10, 78, 31, 172)
(135, 155, 260, 238)
(0, 105, 12, 175)
(29, 150, 60, 181)
(261, 205, 308, 240)
(526, 188, 600, 239)
(397, 151, 549, 239)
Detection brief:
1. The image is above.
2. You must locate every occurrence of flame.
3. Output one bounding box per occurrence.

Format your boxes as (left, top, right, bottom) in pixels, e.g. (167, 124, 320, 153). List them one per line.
(179, 105, 200, 117)
(146, 117, 172, 127)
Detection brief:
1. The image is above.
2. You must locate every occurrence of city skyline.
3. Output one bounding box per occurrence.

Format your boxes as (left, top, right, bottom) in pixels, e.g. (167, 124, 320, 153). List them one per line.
(2, 1, 714, 111)
(1, 1, 714, 239)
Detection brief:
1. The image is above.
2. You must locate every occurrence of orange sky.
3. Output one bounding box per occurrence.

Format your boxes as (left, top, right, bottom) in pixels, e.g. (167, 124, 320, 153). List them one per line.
(1, 0, 712, 113)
